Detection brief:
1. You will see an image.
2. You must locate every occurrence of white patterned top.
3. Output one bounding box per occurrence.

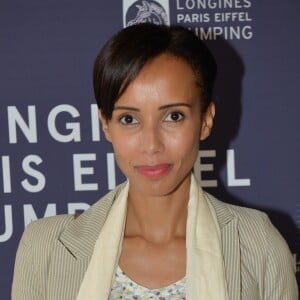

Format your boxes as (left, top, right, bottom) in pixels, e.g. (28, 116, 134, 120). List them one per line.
(109, 266, 186, 300)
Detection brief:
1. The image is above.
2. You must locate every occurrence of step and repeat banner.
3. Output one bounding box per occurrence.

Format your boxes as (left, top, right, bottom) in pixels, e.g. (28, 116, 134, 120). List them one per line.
(1, 0, 299, 297)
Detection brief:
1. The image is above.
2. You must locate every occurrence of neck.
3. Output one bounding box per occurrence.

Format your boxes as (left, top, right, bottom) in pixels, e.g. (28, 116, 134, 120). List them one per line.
(124, 176, 191, 244)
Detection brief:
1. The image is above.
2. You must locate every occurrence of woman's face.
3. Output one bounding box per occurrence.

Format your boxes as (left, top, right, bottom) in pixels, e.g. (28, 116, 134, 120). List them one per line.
(100, 53, 214, 198)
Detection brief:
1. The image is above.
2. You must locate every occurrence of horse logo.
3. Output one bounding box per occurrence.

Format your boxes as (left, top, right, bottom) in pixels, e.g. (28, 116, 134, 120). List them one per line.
(123, 0, 170, 27)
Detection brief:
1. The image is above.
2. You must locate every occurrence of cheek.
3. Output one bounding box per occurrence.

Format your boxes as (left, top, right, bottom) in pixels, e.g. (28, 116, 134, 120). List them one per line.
(165, 131, 199, 169)
(110, 133, 137, 166)
(167, 129, 199, 153)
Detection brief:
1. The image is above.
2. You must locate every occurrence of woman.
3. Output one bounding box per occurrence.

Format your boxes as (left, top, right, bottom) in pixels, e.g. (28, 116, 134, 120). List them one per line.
(12, 23, 298, 300)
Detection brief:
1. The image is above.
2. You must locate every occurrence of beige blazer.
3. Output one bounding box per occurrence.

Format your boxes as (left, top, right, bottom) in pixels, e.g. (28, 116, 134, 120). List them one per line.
(12, 184, 298, 300)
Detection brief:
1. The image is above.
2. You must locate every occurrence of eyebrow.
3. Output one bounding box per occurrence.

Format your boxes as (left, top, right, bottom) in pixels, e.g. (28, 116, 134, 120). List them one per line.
(114, 103, 192, 111)
(158, 103, 192, 110)
(114, 106, 139, 111)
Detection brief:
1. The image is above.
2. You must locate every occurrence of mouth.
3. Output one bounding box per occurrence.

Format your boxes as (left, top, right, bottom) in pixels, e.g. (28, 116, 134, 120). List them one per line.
(135, 164, 172, 179)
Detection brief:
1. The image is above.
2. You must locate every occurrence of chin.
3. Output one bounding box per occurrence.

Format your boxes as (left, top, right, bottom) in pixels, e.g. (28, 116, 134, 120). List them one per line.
(130, 174, 191, 198)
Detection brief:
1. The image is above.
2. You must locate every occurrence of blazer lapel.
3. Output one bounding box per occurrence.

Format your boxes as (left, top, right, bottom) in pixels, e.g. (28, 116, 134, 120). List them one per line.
(76, 182, 129, 300)
(46, 243, 91, 300)
(206, 193, 241, 300)
(46, 185, 125, 300)
(59, 184, 125, 259)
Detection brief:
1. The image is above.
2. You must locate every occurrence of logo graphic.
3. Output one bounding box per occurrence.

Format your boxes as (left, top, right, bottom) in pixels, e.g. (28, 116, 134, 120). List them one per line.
(123, 0, 170, 28)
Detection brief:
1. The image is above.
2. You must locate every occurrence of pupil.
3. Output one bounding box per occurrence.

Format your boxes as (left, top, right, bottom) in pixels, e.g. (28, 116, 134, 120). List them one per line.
(125, 115, 133, 123)
(171, 113, 179, 120)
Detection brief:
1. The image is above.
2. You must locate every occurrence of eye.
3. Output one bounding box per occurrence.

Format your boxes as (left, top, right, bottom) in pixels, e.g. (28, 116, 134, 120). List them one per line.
(119, 114, 138, 125)
(165, 111, 184, 122)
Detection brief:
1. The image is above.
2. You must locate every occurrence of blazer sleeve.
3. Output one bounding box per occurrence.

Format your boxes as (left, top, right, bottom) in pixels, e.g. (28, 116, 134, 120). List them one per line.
(262, 214, 298, 300)
(11, 221, 44, 300)
(11, 215, 74, 300)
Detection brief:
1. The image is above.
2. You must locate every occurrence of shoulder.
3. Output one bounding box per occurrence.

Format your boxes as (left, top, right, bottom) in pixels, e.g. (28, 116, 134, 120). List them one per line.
(12, 215, 76, 299)
(19, 183, 126, 249)
(18, 183, 126, 251)
(204, 191, 295, 266)
(20, 214, 75, 247)
(204, 192, 298, 299)
(15, 214, 76, 272)
(204, 191, 279, 240)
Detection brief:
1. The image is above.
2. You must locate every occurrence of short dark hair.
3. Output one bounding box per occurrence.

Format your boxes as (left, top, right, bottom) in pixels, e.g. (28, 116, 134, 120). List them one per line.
(93, 23, 217, 119)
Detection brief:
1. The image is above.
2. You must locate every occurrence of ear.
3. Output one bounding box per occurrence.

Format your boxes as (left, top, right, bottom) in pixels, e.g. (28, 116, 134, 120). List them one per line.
(200, 102, 215, 141)
(98, 110, 112, 142)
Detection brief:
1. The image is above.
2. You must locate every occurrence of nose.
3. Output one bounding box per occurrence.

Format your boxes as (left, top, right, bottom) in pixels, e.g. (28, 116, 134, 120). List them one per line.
(139, 124, 164, 155)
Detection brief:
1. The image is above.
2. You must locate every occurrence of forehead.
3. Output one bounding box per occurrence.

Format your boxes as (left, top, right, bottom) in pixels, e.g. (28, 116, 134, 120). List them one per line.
(137, 53, 196, 82)
(116, 53, 201, 107)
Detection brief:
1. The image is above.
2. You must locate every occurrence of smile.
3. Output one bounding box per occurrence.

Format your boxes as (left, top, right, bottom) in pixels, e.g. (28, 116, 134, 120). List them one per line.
(136, 164, 172, 179)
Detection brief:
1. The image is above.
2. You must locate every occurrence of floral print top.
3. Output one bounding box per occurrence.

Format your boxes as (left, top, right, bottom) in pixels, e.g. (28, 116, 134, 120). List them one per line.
(109, 266, 186, 299)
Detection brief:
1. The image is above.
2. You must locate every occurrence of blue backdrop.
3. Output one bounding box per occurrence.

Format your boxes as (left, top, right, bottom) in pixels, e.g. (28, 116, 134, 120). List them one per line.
(1, 1, 299, 298)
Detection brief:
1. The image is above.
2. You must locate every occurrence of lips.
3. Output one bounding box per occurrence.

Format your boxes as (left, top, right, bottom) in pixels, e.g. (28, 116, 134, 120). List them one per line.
(136, 164, 172, 179)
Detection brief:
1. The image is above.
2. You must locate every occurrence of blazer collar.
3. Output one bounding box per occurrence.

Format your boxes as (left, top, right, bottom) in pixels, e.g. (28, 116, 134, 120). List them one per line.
(205, 192, 236, 229)
(58, 183, 126, 259)
(58, 185, 238, 258)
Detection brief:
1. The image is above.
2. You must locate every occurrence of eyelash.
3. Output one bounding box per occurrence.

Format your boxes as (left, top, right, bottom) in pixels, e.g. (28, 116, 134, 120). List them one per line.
(164, 111, 184, 122)
(118, 114, 138, 125)
(118, 111, 185, 125)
